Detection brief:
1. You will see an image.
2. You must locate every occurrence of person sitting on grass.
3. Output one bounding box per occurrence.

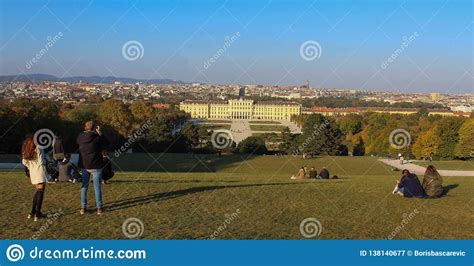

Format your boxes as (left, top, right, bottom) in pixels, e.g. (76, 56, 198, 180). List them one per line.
(392, 169, 426, 198)
(291, 167, 306, 180)
(319, 167, 330, 179)
(422, 165, 443, 198)
(309, 167, 318, 179)
(58, 153, 81, 183)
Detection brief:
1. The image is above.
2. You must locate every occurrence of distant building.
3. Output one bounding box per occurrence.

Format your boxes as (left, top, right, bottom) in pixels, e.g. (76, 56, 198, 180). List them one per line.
(431, 92, 441, 102)
(152, 103, 170, 110)
(310, 107, 358, 116)
(179, 98, 301, 120)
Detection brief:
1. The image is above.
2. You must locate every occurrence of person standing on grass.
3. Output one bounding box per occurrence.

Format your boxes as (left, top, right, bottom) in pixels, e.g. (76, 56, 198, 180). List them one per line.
(21, 135, 48, 221)
(77, 121, 109, 215)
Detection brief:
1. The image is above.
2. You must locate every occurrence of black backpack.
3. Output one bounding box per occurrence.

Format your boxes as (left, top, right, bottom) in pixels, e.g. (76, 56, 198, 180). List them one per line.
(102, 159, 114, 181)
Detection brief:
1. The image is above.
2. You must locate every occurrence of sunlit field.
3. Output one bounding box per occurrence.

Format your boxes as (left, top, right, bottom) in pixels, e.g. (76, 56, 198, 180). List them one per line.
(0, 154, 472, 240)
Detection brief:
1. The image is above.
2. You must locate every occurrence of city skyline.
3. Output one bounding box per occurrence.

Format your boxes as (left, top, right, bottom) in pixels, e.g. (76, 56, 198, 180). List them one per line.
(0, 0, 472, 93)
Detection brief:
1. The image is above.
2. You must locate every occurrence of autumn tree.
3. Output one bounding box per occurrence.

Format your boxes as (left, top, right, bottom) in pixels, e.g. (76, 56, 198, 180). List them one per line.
(455, 118, 474, 159)
(98, 99, 133, 137)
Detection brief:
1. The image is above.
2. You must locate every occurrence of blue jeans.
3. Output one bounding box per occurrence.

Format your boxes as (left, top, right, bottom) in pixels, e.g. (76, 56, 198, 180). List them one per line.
(81, 169, 103, 209)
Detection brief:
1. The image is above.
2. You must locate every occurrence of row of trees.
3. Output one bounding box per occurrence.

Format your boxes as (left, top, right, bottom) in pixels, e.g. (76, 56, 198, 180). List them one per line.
(280, 112, 473, 160)
(0, 98, 189, 154)
(1, 98, 472, 160)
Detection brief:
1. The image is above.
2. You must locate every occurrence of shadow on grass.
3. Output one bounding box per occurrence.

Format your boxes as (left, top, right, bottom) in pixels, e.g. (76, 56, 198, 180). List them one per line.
(103, 182, 307, 212)
(110, 179, 241, 184)
(443, 184, 459, 196)
(111, 153, 259, 173)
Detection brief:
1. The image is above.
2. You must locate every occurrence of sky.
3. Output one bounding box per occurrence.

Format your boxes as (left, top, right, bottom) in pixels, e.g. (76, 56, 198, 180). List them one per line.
(0, 0, 472, 93)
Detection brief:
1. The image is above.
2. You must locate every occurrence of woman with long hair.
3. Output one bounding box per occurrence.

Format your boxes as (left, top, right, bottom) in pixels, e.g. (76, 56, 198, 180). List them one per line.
(21, 135, 48, 221)
(422, 165, 443, 198)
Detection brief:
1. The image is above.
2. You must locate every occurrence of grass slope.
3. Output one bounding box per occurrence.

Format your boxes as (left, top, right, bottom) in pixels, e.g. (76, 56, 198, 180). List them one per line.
(0, 154, 472, 240)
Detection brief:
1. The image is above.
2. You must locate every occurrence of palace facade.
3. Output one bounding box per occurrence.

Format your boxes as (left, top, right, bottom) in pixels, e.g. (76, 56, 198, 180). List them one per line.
(180, 98, 301, 120)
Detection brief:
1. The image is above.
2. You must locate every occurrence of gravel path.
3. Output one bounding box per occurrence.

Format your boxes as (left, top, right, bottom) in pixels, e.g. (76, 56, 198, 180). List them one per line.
(379, 159, 474, 177)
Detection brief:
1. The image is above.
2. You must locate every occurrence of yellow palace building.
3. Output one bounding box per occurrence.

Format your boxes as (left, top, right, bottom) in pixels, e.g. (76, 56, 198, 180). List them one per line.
(180, 98, 301, 120)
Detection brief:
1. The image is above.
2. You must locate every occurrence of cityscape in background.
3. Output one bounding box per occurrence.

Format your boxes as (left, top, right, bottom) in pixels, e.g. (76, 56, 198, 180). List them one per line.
(1, 77, 472, 117)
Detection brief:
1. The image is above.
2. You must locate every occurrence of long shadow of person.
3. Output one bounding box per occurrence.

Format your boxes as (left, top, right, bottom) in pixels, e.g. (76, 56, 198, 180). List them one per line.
(103, 182, 306, 212)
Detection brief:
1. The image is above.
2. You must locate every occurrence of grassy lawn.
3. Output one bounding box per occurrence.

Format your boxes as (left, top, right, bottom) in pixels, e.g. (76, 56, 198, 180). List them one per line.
(250, 125, 287, 131)
(0, 154, 472, 240)
(249, 121, 281, 124)
(415, 160, 474, 171)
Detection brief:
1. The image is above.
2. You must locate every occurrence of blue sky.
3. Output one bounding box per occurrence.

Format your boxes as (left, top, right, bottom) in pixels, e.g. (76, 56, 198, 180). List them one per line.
(0, 0, 472, 93)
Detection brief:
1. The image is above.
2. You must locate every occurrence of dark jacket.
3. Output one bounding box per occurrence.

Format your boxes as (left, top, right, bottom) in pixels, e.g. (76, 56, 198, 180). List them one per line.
(77, 131, 109, 169)
(309, 169, 318, 179)
(319, 168, 329, 179)
(53, 136, 65, 161)
(398, 174, 426, 198)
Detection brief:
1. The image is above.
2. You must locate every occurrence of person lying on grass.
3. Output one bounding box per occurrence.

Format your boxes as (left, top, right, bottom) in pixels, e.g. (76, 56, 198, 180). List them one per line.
(392, 169, 426, 198)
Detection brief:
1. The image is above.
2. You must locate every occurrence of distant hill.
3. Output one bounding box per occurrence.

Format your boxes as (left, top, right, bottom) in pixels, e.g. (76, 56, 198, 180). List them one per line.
(0, 74, 186, 84)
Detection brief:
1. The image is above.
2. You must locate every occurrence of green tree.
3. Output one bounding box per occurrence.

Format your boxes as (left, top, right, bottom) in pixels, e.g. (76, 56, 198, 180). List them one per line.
(299, 114, 343, 155)
(432, 116, 465, 159)
(338, 114, 363, 135)
(180, 122, 200, 150)
(66, 104, 97, 123)
(236, 136, 267, 154)
(279, 127, 294, 154)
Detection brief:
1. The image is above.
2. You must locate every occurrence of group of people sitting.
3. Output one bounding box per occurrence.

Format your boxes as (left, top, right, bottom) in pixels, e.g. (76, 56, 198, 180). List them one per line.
(392, 165, 444, 198)
(291, 166, 337, 180)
